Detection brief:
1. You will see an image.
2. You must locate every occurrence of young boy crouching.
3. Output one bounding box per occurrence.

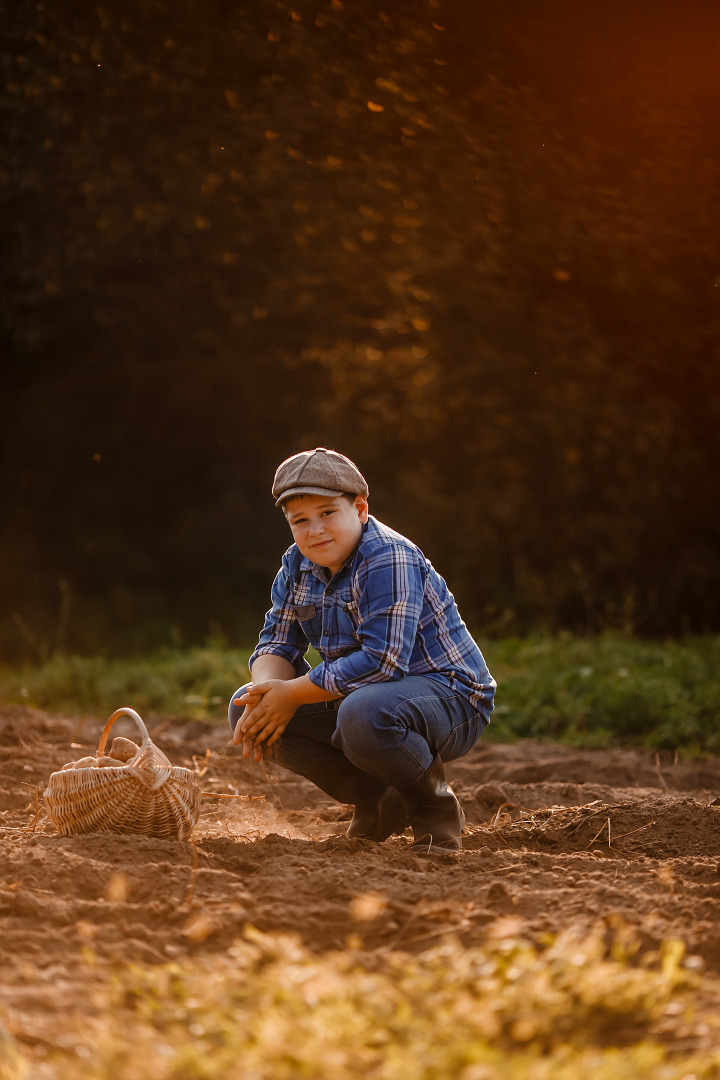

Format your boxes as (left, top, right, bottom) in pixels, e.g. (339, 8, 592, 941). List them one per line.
(228, 448, 496, 853)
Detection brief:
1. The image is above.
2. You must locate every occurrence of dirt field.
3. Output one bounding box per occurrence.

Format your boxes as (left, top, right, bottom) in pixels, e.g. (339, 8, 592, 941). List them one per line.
(3, 705, 720, 1064)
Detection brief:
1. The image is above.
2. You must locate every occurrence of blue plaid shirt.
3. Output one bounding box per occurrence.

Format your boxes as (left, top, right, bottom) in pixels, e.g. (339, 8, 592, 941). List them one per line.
(249, 516, 496, 718)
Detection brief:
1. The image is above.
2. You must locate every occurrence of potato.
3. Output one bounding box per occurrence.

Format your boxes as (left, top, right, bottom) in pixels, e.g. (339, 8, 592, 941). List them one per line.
(108, 736, 139, 762)
(72, 756, 100, 769)
(95, 755, 122, 767)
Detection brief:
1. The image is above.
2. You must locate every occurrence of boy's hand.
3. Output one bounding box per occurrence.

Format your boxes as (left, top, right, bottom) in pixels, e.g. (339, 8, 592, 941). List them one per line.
(232, 680, 300, 760)
(231, 684, 267, 761)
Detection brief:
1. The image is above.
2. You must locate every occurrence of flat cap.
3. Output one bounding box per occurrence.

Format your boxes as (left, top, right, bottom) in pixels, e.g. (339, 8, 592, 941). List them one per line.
(272, 448, 369, 506)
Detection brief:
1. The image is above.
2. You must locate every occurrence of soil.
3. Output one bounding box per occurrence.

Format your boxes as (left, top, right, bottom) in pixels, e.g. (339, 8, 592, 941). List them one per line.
(3, 706, 720, 1058)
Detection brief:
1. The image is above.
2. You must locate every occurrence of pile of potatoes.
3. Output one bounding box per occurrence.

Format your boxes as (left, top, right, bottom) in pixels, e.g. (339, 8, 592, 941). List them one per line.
(60, 736, 140, 770)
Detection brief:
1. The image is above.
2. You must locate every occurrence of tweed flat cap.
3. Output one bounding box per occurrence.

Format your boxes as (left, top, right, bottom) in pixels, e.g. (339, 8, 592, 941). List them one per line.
(272, 448, 369, 506)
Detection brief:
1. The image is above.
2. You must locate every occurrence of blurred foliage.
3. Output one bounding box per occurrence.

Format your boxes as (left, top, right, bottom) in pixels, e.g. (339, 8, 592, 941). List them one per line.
(1, 0, 720, 659)
(487, 633, 720, 753)
(40, 924, 719, 1079)
(2, 634, 720, 753)
(0, 643, 253, 721)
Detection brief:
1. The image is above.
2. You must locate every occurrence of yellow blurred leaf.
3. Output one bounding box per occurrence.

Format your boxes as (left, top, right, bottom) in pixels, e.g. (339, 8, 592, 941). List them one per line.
(195, 216, 211, 230)
(105, 871, 129, 902)
(376, 78, 400, 93)
(411, 318, 430, 331)
(182, 913, 217, 942)
(553, 268, 571, 282)
(350, 892, 388, 921)
(225, 89, 242, 110)
(367, 101, 384, 112)
(201, 174, 222, 195)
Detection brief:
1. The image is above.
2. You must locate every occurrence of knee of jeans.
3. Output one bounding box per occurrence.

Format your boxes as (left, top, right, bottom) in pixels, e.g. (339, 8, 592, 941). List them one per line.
(228, 683, 251, 736)
(334, 689, 382, 755)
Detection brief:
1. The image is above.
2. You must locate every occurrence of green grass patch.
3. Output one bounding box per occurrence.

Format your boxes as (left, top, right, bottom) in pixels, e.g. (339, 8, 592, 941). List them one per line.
(0, 645, 254, 723)
(42, 925, 719, 1080)
(1, 635, 719, 751)
(487, 634, 720, 753)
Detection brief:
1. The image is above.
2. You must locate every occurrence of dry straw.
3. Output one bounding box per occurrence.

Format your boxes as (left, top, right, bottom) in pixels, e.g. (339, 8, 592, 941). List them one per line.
(44, 707, 201, 840)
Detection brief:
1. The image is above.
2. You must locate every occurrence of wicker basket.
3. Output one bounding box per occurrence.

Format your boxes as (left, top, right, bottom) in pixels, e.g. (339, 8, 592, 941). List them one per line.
(44, 707, 201, 840)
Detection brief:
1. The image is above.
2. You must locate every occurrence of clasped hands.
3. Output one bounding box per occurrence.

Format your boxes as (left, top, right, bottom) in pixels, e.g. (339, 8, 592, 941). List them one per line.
(231, 679, 298, 761)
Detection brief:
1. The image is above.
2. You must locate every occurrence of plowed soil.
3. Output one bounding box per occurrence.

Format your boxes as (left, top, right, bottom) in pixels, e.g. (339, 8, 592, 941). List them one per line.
(3, 706, 720, 1057)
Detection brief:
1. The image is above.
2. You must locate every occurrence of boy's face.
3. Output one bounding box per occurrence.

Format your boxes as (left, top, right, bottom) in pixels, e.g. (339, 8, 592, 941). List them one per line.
(283, 493, 368, 574)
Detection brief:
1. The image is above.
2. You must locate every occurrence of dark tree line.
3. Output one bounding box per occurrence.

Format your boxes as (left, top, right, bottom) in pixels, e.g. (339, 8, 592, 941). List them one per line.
(2, 0, 719, 660)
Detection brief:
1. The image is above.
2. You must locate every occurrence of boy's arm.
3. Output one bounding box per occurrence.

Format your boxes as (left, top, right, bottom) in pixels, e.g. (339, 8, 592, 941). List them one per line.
(250, 654, 297, 682)
(249, 559, 312, 677)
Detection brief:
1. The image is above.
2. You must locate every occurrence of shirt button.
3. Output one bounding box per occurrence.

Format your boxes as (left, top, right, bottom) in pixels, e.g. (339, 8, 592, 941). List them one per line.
(323, 629, 329, 636)
(326, 587, 334, 595)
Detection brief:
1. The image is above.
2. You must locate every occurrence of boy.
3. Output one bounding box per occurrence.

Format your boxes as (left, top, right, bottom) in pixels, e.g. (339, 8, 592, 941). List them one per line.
(229, 448, 496, 852)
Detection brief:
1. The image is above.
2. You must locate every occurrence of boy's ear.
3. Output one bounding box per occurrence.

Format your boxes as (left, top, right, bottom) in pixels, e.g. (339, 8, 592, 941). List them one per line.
(355, 495, 369, 523)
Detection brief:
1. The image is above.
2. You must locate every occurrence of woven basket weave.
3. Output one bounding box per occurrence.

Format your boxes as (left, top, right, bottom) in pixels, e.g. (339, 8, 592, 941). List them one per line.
(44, 707, 201, 840)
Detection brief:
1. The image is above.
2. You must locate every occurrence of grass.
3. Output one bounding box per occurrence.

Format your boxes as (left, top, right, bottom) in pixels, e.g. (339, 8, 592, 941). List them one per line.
(1, 634, 719, 752)
(489, 634, 720, 753)
(0, 645, 254, 723)
(36, 924, 720, 1080)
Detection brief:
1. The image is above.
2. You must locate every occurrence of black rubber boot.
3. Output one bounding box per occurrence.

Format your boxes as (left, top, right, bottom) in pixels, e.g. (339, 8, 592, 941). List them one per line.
(305, 755, 409, 842)
(398, 756, 465, 853)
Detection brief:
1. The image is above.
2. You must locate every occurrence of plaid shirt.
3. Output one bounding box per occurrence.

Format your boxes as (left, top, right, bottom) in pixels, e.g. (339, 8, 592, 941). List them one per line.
(249, 516, 496, 717)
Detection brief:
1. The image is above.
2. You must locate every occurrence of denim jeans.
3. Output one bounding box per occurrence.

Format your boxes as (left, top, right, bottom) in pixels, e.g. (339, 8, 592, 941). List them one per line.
(228, 675, 487, 788)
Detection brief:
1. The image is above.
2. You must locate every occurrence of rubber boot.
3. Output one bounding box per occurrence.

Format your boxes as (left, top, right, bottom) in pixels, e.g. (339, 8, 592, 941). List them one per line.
(305, 755, 409, 842)
(398, 756, 465, 853)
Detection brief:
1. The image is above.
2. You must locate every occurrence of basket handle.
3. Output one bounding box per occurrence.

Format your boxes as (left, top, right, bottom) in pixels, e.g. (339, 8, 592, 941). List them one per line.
(97, 707, 173, 791)
(98, 707, 151, 755)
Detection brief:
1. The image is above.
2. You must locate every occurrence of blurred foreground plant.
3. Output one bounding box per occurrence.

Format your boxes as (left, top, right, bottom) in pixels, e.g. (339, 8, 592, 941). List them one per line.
(46, 923, 718, 1080)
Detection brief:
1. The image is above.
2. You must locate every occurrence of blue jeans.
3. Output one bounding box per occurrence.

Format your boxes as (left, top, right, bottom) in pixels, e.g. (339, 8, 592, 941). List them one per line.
(228, 675, 487, 788)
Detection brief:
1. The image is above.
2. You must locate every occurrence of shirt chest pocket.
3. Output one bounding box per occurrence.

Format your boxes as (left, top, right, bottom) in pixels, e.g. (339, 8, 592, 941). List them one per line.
(290, 603, 321, 642)
(332, 600, 361, 652)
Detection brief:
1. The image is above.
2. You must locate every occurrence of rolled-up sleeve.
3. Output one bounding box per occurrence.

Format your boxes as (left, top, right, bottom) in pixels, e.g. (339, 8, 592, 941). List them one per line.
(249, 562, 311, 677)
(308, 546, 425, 695)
